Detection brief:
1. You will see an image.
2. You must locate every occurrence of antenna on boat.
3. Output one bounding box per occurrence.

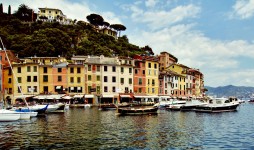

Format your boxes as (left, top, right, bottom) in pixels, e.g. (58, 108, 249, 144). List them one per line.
(0, 37, 29, 107)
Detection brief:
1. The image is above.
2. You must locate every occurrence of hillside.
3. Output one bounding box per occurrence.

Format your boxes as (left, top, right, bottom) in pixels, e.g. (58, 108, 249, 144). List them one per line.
(0, 8, 147, 59)
(205, 85, 254, 98)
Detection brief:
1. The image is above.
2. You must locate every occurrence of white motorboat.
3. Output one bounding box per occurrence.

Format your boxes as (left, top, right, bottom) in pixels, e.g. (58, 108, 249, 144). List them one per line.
(0, 109, 21, 121)
(157, 96, 174, 108)
(166, 100, 186, 110)
(180, 99, 207, 111)
(195, 97, 240, 113)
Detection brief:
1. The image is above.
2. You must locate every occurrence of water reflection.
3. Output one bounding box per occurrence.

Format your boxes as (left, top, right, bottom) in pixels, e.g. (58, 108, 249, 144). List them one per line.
(0, 104, 254, 149)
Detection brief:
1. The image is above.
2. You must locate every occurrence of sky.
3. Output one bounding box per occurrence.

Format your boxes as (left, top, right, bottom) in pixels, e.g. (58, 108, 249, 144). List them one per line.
(2, 0, 254, 87)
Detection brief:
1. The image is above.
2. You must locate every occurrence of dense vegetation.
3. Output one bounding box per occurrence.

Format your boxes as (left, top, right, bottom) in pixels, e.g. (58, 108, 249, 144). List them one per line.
(0, 4, 153, 59)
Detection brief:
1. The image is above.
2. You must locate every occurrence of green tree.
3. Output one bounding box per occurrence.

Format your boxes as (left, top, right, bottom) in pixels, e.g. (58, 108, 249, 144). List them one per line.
(86, 14, 104, 27)
(141, 45, 154, 56)
(110, 24, 126, 37)
(0, 3, 3, 14)
(8, 5, 11, 15)
(13, 4, 33, 22)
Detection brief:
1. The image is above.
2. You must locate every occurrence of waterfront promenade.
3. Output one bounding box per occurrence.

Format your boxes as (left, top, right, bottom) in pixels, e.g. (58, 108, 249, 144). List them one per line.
(0, 103, 253, 149)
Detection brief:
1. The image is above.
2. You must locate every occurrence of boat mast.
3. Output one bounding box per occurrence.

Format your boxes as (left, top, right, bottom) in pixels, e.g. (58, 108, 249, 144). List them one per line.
(0, 37, 29, 107)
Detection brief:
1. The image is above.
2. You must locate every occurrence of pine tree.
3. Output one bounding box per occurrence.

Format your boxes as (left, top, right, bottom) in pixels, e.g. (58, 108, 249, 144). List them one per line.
(0, 3, 3, 14)
(8, 5, 11, 15)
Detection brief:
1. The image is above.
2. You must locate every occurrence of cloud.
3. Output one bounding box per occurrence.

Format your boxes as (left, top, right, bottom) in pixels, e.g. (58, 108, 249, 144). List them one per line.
(129, 3, 201, 30)
(128, 22, 254, 86)
(230, 0, 254, 19)
(145, 0, 158, 8)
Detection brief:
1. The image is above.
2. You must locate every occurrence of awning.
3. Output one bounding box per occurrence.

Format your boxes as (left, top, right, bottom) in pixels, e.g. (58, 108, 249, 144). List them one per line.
(159, 96, 171, 98)
(102, 95, 114, 98)
(33, 95, 64, 100)
(134, 95, 158, 98)
(73, 95, 84, 98)
(61, 95, 73, 99)
(120, 95, 131, 98)
(56, 86, 62, 89)
(15, 95, 34, 99)
(85, 95, 94, 98)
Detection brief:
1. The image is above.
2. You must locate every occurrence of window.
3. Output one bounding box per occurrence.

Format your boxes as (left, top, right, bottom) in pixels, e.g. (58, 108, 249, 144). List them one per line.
(70, 77, 74, 83)
(18, 86, 22, 93)
(33, 66, 37, 72)
(34, 86, 37, 92)
(88, 65, 92, 71)
(104, 76, 108, 82)
(88, 86, 91, 93)
(148, 70, 151, 75)
(148, 79, 150, 85)
(129, 68, 132, 74)
(138, 88, 142, 93)
(148, 63, 151, 68)
(8, 78, 11, 83)
(70, 68, 74, 73)
(58, 76, 62, 82)
(121, 67, 124, 73)
(43, 67, 47, 73)
(43, 75, 48, 82)
(27, 86, 31, 93)
(152, 79, 155, 86)
(112, 66, 116, 72)
(125, 87, 129, 92)
(18, 77, 22, 83)
(143, 70, 145, 75)
(87, 75, 91, 81)
(58, 68, 62, 73)
(154, 64, 157, 69)
(154, 70, 157, 75)
(97, 65, 100, 72)
(104, 86, 108, 92)
(112, 86, 116, 92)
(8, 68, 12, 75)
(49, 10, 51, 13)
(17, 67, 21, 73)
(97, 86, 100, 93)
(152, 88, 155, 93)
(27, 76, 31, 82)
(139, 78, 142, 85)
(33, 76, 37, 82)
(104, 66, 108, 72)
(97, 75, 100, 81)
(27, 66, 31, 72)
(135, 69, 138, 74)
(121, 78, 124, 84)
(129, 78, 132, 84)
(112, 76, 116, 82)
(78, 77, 81, 83)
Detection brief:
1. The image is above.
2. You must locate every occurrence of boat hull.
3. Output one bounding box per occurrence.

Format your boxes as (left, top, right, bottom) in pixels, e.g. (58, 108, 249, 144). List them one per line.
(195, 104, 239, 113)
(117, 107, 158, 115)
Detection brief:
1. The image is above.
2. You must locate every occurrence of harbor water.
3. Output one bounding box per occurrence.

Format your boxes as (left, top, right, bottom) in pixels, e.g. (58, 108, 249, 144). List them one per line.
(0, 103, 254, 149)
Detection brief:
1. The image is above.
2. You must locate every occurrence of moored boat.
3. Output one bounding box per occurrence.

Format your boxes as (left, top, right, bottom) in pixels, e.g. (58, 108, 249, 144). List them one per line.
(0, 109, 21, 121)
(166, 100, 186, 111)
(117, 106, 158, 115)
(195, 97, 240, 113)
(99, 103, 117, 110)
(180, 99, 207, 111)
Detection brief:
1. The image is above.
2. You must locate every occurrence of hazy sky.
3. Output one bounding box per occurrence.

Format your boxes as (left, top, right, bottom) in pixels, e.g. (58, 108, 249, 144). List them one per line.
(2, 0, 254, 87)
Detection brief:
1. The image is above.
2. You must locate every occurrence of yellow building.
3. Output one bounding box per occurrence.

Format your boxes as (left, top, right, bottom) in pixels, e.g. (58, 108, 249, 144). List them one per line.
(67, 64, 85, 97)
(167, 63, 187, 98)
(145, 56, 159, 96)
(37, 8, 71, 24)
